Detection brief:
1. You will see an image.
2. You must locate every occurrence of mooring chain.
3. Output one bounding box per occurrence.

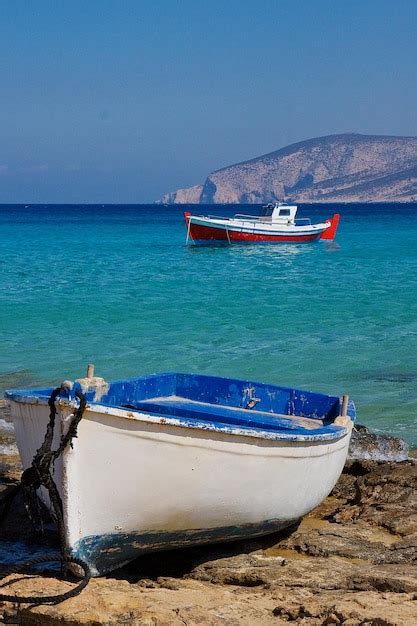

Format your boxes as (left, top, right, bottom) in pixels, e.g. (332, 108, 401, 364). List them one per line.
(0, 385, 92, 604)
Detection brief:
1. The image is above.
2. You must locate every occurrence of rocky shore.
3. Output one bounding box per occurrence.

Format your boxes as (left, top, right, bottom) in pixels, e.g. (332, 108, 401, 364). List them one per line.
(0, 437, 416, 624)
(162, 133, 417, 205)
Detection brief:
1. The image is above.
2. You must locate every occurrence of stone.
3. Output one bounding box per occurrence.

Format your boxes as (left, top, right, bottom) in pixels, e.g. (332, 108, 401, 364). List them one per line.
(1, 440, 416, 625)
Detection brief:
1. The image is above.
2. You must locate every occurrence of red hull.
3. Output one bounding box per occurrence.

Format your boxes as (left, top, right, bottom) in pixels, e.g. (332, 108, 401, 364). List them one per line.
(184, 212, 340, 245)
(187, 221, 321, 244)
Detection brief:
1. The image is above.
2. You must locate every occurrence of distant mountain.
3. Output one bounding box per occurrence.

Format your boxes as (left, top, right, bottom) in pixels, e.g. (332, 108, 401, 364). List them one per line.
(161, 133, 417, 204)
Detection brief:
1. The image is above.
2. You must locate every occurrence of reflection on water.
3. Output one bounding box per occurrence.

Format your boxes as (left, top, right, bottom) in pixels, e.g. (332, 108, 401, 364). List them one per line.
(322, 241, 341, 252)
(229, 242, 311, 260)
(189, 242, 312, 259)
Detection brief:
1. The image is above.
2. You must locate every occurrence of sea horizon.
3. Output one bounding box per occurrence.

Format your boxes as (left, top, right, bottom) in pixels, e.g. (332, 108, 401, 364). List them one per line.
(1, 201, 417, 206)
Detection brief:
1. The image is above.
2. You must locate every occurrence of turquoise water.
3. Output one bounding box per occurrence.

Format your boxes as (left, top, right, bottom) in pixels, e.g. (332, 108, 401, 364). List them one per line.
(1, 203, 416, 445)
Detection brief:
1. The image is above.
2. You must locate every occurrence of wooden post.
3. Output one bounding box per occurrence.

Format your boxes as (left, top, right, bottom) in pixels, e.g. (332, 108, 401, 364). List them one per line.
(341, 395, 349, 417)
(87, 363, 95, 379)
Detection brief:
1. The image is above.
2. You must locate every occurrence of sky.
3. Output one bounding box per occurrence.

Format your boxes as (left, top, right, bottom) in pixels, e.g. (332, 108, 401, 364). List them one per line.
(0, 0, 416, 203)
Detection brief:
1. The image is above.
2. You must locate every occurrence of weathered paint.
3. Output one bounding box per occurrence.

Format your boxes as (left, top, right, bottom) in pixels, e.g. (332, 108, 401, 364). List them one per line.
(72, 518, 298, 576)
(6, 372, 355, 576)
(6, 372, 356, 443)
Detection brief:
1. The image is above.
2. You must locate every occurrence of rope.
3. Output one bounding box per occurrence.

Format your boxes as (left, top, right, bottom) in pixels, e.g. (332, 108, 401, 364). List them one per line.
(0, 385, 91, 605)
(225, 226, 231, 244)
(186, 216, 192, 244)
(0, 555, 91, 605)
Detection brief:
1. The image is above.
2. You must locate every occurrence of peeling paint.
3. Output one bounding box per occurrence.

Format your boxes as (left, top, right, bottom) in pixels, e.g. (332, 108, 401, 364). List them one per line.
(75, 376, 110, 402)
(7, 372, 354, 579)
(72, 518, 299, 576)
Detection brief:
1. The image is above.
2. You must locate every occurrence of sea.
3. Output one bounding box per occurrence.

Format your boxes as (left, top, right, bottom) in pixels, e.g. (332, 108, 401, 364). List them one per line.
(1, 203, 416, 448)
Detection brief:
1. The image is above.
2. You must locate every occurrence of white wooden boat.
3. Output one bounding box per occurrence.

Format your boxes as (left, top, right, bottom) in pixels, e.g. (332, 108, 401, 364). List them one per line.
(6, 372, 355, 576)
(184, 202, 340, 245)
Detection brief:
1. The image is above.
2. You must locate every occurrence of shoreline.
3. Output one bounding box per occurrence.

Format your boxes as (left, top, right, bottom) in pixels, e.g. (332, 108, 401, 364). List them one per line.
(1, 397, 417, 455)
(0, 431, 416, 624)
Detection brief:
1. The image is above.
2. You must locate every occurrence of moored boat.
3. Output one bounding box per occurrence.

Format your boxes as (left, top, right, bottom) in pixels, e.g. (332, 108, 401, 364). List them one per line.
(6, 371, 355, 576)
(184, 202, 340, 245)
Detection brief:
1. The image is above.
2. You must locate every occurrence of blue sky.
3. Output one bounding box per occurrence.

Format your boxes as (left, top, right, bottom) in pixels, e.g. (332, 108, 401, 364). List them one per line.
(0, 0, 416, 202)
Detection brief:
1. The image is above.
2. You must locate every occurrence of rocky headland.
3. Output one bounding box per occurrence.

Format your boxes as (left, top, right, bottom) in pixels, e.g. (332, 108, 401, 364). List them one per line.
(0, 417, 416, 625)
(162, 133, 417, 204)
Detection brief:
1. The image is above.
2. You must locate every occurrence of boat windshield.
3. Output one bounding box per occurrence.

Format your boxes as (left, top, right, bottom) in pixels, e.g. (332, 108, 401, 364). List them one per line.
(260, 204, 274, 217)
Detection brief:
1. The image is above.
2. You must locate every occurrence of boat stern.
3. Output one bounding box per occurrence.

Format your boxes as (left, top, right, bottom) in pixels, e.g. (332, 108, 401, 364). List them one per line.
(320, 213, 340, 241)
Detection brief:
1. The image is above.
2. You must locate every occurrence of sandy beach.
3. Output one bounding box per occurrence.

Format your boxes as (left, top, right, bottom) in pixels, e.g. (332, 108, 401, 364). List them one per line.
(1, 415, 415, 625)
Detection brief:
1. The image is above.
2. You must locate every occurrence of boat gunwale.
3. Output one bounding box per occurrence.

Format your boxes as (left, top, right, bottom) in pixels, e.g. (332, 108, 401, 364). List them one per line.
(5, 371, 355, 443)
(6, 395, 349, 442)
(188, 215, 329, 235)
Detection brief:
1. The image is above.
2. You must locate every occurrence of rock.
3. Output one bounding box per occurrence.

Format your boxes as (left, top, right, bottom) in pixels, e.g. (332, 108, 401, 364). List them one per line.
(0, 453, 21, 483)
(161, 184, 204, 204)
(0, 444, 416, 624)
(2, 574, 416, 625)
(186, 554, 286, 587)
(0, 575, 286, 625)
(270, 590, 417, 626)
(161, 133, 417, 204)
(351, 461, 417, 536)
(188, 547, 417, 594)
(0, 401, 17, 457)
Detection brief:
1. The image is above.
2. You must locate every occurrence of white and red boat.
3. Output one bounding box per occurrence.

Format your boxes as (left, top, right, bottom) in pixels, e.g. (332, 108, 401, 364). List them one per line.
(184, 202, 340, 245)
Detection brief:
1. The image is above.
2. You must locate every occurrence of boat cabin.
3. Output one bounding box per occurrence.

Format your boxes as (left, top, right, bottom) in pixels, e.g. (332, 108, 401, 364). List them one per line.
(260, 202, 298, 224)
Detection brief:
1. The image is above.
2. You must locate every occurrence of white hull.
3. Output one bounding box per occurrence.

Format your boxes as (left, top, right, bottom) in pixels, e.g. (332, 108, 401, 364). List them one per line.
(10, 398, 352, 576)
(190, 215, 330, 237)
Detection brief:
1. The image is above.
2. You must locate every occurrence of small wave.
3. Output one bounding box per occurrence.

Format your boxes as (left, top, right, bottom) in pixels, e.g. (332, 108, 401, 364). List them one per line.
(0, 418, 16, 454)
(0, 418, 14, 433)
(0, 368, 35, 389)
(0, 441, 18, 455)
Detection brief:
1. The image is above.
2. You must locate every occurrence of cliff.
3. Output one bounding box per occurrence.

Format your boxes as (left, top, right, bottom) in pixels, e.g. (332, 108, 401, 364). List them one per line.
(161, 133, 417, 204)
(162, 184, 203, 204)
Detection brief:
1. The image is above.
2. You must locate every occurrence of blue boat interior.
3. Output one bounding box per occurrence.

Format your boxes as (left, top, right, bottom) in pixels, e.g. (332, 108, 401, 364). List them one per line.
(6, 373, 355, 437)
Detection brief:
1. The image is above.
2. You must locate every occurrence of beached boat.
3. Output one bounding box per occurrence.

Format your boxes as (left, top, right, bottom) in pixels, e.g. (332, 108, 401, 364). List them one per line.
(184, 202, 340, 245)
(6, 371, 355, 576)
